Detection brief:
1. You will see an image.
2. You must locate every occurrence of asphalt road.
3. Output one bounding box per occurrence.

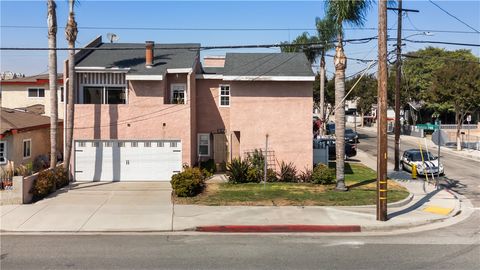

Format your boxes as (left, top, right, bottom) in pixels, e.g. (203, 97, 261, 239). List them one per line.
(355, 128, 480, 207)
(1, 232, 479, 270)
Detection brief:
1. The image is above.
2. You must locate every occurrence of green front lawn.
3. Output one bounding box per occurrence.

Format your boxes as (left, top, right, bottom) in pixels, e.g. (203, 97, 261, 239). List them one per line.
(174, 163, 409, 206)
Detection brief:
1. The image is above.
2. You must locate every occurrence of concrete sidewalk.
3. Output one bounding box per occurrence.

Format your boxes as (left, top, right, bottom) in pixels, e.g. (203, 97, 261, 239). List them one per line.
(1, 176, 468, 233)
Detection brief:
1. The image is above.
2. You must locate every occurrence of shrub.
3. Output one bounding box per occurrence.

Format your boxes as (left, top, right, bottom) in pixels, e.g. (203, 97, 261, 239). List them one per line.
(226, 158, 250, 184)
(266, 168, 278, 182)
(31, 170, 56, 199)
(246, 167, 262, 183)
(15, 162, 33, 177)
(171, 167, 206, 197)
(200, 159, 216, 175)
(298, 167, 313, 183)
(312, 164, 335, 185)
(53, 167, 69, 188)
(33, 155, 49, 172)
(246, 149, 265, 170)
(277, 161, 297, 182)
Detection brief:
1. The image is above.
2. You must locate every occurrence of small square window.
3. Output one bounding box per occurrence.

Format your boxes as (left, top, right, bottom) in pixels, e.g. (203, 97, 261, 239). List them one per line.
(28, 88, 45, 98)
(131, 142, 138, 147)
(157, 141, 164, 147)
(92, 142, 100, 147)
(78, 142, 86, 147)
(144, 142, 151, 147)
(104, 142, 113, 147)
(117, 142, 125, 147)
(170, 141, 178, 148)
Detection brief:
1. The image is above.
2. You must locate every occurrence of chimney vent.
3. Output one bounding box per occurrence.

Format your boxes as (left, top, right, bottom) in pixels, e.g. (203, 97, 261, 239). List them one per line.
(145, 41, 154, 68)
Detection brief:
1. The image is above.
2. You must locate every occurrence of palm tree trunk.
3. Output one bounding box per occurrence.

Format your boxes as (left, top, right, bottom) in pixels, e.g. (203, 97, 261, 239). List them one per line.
(48, 0, 58, 169)
(320, 53, 326, 135)
(334, 32, 347, 191)
(63, 0, 77, 176)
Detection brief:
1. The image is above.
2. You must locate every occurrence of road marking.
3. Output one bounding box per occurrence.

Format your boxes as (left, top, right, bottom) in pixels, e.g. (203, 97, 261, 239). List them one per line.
(323, 241, 365, 247)
(423, 206, 453, 215)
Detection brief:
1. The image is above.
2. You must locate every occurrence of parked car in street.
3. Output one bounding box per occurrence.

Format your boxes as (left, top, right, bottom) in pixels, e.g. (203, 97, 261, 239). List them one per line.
(314, 138, 357, 160)
(345, 128, 359, 143)
(400, 149, 444, 176)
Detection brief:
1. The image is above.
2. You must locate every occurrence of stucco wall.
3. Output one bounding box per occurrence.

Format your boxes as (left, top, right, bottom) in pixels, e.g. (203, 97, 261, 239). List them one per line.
(73, 79, 193, 166)
(1, 126, 63, 170)
(229, 81, 313, 170)
(1, 84, 65, 118)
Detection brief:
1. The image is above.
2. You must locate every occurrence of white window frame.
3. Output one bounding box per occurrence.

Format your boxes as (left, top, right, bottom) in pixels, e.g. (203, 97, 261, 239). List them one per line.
(22, 139, 31, 159)
(197, 133, 210, 157)
(80, 84, 128, 104)
(27, 88, 45, 98)
(170, 83, 187, 104)
(219, 84, 230, 107)
(0, 141, 7, 165)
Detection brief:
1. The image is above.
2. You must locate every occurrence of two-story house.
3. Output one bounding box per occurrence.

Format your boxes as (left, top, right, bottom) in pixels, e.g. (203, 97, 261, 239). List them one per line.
(70, 36, 313, 181)
(0, 74, 64, 118)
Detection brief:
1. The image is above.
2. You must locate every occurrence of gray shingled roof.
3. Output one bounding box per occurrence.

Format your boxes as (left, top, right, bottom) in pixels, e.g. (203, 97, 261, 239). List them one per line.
(1, 107, 52, 134)
(223, 53, 314, 77)
(76, 43, 200, 75)
(202, 67, 224, 74)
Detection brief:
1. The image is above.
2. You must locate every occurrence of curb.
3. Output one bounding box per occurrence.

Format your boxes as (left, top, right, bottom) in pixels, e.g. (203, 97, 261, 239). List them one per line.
(195, 225, 361, 233)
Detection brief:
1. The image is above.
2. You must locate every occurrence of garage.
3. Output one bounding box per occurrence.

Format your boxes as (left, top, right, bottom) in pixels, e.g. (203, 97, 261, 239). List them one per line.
(74, 140, 182, 181)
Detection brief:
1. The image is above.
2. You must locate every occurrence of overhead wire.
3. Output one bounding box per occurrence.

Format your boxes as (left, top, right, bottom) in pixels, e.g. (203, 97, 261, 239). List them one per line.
(428, 0, 480, 33)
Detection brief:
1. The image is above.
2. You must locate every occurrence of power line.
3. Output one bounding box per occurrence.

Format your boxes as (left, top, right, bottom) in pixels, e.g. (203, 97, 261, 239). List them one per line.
(1, 37, 477, 53)
(428, 0, 480, 33)
(1, 25, 479, 34)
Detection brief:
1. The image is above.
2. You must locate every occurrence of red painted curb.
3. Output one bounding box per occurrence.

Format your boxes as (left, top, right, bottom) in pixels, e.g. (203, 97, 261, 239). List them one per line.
(196, 225, 361, 233)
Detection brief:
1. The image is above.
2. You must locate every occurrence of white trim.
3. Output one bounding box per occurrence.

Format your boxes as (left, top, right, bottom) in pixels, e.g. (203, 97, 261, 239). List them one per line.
(197, 133, 210, 157)
(170, 83, 187, 104)
(27, 87, 45, 98)
(196, 74, 223, 79)
(219, 84, 230, 107)
(0, 141, 7, 165)
(125, 74, 163, 81)
(222, 75, 315, 81)
(167, 68, 192, 73)
(75, 67, 130, 72)
(22, 139, 31, 159)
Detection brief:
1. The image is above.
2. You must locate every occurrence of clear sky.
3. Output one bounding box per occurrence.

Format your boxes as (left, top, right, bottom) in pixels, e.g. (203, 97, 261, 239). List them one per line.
(1, 0, 479, 77)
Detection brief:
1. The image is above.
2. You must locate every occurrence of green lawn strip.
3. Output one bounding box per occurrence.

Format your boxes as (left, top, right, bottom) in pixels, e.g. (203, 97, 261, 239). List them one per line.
(175, 162, 409, 206)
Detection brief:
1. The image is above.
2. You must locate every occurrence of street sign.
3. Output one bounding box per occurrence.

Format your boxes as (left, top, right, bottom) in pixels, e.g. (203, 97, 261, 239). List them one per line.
(416, 123, 439, 130)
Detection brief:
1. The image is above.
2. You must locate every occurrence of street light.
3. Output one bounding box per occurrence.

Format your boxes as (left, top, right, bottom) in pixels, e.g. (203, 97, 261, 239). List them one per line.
(404, 31, 434, 39)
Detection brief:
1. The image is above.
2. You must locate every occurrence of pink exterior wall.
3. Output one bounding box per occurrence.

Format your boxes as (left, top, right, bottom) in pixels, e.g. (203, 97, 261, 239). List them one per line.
(73, 79, 193, 166)
(203, 57, 225, 67)
(196, 79, 230, 134)
(229, 81, 313, 170)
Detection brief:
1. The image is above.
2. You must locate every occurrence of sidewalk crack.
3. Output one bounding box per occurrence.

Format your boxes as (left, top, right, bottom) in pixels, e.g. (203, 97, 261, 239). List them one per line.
(78, 191, 113, 232)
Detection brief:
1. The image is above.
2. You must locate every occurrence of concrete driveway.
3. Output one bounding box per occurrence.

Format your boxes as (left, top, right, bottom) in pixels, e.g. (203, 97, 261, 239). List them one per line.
(1, 182, 173, 232)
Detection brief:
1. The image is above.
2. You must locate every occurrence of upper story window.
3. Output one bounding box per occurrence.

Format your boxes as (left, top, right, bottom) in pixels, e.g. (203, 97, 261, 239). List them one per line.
(82, 86, 126, 104)
(170, 84, 187, 104)
(0, 141, 6, 164)
(220, 85, 230, 107)
(28, 88, 45, 98)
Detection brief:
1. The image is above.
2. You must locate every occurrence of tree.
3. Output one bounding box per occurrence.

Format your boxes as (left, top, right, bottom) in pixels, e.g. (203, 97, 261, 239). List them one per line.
(348, 74, 377, 126)
(429, 60, 480, 150)
(325, 0, 372, 191)
(47, 0, 58, 169)
(280, 32, 319, 64)
(64, 0, 78, 174)
(315, 17, 338, 134)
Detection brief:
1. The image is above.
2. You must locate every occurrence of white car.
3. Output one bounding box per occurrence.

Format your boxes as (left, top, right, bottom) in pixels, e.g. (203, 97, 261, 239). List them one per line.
(401, 149, 444, 176)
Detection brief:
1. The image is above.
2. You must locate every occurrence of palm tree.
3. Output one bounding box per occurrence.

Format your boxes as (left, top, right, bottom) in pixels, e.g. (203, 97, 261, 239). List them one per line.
(325, 0, 372, 191)
(280, 32, 319, 64)
(63, 0, 78, 174)
(47, 0, 58, 169)
(315, 17, 337, 135)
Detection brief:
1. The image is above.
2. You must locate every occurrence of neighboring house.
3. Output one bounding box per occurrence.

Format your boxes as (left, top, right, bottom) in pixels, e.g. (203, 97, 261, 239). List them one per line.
(0, 108, 63, 170)
(0, 74, 64, 118)
(70, 36, 314, 181)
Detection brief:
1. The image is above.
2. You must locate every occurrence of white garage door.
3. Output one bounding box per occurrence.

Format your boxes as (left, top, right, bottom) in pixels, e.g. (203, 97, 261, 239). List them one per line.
(75, 140, 182, 181)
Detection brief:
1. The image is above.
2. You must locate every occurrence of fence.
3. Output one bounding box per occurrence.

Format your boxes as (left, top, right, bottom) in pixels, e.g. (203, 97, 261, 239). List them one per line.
(444, 132, 480, 150)
(440, 124, 478, 130)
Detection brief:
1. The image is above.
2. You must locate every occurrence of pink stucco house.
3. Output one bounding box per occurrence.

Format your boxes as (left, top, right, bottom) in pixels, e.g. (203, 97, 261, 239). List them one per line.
(69, 37, 313, 181)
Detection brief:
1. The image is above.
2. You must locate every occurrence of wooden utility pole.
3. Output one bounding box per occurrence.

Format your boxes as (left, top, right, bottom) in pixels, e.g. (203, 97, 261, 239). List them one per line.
(389, 1, 419, 171)
(377, 0, 388, 221)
